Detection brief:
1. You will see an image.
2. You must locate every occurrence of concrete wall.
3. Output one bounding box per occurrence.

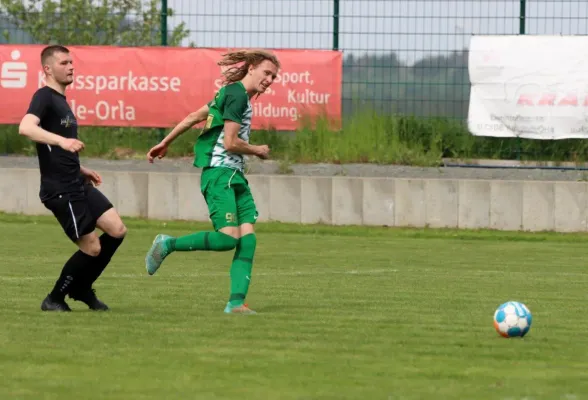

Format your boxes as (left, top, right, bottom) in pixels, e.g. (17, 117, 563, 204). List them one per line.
(1, 167, 587, 232)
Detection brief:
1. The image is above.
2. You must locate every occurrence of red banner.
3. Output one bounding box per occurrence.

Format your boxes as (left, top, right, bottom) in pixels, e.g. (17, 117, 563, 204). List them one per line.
(0, 45, 342, 130)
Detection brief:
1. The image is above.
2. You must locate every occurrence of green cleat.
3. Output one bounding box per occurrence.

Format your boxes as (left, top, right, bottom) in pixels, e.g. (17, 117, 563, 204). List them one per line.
(145, 234, 172, 275)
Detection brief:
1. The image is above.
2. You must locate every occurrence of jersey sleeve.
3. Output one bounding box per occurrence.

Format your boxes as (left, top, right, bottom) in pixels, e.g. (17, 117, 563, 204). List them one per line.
(26, 89, 51, 120)
(222, 89, 249, 124)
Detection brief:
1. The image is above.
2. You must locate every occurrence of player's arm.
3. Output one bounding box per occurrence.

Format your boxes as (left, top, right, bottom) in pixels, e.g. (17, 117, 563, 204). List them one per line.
(222, 91, 269, 158)
(161, 104, 209, 146)
(223, 121, 268, 158)
(19, 114, 84, 153)
(20, 90, 84, 152)
(147, 104, 209, 163)
(79, 165, 102, 186)
(18, 114, 65, 146)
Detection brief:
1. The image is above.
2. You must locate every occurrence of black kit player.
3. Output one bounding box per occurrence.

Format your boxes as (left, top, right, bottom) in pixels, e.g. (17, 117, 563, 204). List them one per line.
(18, 45, 127, 312)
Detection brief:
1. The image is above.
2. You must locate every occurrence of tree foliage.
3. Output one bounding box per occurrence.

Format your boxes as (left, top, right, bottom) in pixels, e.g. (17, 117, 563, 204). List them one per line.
(0, 0, 190, 46)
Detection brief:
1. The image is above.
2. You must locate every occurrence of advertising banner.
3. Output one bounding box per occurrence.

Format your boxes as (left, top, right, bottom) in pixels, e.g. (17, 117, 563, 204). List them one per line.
(468, 35, 588, 139)
(0, 45, 342, 130)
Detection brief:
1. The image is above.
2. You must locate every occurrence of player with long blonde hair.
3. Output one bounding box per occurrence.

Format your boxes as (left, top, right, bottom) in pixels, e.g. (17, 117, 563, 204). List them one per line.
(145, 49, 280, 314)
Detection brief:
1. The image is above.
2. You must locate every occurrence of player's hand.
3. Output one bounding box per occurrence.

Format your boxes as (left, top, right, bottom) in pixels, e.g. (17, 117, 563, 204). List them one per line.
(60, 138, 85, 153)
(255, 145, 270, 160)
(81, 168, 102, 187)
(147, 142, 168, 163)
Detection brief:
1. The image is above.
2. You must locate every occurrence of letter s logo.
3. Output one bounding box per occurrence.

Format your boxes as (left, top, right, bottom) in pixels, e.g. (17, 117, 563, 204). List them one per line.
(1, 50, 27, 89)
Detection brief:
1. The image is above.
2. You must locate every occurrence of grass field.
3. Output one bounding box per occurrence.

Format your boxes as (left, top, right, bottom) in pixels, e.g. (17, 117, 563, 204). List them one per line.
(1, 213, 587, 400)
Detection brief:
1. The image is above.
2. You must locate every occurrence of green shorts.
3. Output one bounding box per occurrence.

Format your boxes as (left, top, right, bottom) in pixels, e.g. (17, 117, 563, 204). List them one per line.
(200, 167, 258, 231)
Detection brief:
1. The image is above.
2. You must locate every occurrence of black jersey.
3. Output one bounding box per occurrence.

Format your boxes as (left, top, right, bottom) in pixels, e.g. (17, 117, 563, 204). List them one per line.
(26, 86, 84, 201)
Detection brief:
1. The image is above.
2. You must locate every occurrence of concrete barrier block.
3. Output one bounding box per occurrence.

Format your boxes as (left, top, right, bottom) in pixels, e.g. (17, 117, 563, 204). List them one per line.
(147, 173, 179, 220)
(6, 165, 588, 233)
(0, 168, 27, 214)
(555, 182, 587, 232)
(425, 179, 458, 228)
(116, 172, 148, 218)
(522, 181, 554, 232)
(332, 177, 363, 226)
(270, 176, 301, 223)
(176, 173, 209, 222)
(97, 171, 118, 206)
(395, 179, 426, 227)
(490, 181, 523, 231)
(458, 180, 491, 229)
(247, 175, 270, 222)
(362, 178, 395, 226)
(25, 169, 51, 216)
(301, 177, 332, 224)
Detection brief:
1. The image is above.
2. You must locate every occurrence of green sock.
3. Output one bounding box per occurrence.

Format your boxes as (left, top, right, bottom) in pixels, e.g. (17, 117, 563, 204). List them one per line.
(165, 232, 237, 252)
(229, 234, 257, 307)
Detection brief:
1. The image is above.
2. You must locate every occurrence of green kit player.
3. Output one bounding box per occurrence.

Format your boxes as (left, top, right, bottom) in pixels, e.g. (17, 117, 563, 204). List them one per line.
(145, 50, 280, 315)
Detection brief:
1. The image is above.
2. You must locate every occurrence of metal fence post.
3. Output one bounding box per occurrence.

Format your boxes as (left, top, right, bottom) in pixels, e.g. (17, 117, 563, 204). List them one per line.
(519, 0, 526, 35)
(333, 0, 340, 126)
(158, 0, 168, 142)
(333, 0, 339, 51)
(516, 0, 526, 160)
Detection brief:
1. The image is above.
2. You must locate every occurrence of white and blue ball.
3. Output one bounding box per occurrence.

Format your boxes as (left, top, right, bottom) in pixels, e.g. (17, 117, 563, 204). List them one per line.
(493, 301, 532, 338)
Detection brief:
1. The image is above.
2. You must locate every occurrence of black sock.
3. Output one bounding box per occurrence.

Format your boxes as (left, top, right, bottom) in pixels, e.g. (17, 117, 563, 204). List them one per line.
(88, 233, 125, 286)
(49, 250, 98, 301)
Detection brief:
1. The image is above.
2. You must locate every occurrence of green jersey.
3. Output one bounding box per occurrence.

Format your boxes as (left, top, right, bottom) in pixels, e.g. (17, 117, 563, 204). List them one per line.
(193, 81, 252, 172)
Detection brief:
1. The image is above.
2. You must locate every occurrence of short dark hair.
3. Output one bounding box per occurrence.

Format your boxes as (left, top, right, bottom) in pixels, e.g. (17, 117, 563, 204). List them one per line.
(41, 45, 70, 65)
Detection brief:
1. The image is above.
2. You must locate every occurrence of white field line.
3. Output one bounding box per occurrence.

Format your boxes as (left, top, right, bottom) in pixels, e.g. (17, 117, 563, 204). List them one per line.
(2, 268, 587, 281)
(0, 268, 398, 281)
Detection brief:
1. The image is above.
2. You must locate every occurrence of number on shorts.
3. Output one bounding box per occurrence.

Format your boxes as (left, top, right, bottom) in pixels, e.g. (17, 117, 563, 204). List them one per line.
(225, 212, 236, 223)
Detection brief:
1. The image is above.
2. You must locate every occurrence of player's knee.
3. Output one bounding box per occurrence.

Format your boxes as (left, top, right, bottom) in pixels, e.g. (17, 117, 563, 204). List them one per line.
(89, 245, 101, 257)
(82, 240, 101, 257)
(219, 226, 240, 240)
(218, 233, 238, 251)
(112, 223, 127, 239)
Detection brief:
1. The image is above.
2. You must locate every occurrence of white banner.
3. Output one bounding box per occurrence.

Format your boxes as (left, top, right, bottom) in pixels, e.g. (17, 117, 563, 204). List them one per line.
(468, 35, 588, 139)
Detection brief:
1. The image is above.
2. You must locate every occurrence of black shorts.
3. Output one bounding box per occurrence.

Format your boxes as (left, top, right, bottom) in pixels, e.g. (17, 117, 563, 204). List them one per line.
(43, 185, 113, 242)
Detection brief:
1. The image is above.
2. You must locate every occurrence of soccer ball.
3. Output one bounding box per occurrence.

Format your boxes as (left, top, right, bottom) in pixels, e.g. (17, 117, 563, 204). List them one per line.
(493, 301, 532, 338)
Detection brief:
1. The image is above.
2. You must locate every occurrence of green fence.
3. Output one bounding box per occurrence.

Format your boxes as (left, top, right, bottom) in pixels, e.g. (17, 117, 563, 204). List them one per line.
(2, 0, 587, 121)
(1, 1, 588, 162)
(166, 0, 587, 120)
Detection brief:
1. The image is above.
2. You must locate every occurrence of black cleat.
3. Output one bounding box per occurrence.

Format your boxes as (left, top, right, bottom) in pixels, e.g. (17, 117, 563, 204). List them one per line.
(41, 294, 72, 312)
(69, 288, 109, 311)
